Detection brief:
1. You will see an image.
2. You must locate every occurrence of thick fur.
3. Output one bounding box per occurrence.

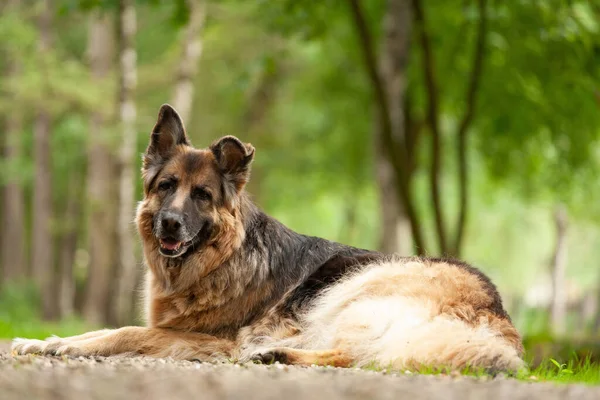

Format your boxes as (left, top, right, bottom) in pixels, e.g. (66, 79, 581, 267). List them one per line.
(13, 104, 525, 373)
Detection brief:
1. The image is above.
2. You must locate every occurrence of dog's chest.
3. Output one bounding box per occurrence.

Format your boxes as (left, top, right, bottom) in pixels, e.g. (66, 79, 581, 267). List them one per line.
(148, 282, 275, 337)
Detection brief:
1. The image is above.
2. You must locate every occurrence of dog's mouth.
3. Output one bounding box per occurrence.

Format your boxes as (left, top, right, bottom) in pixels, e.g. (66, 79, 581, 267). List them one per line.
(158, 237, 195, 258)
(155, 221, 211, 259)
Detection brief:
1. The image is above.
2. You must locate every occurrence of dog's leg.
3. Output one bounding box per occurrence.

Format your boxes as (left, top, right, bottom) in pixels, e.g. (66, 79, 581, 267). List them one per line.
(250, 347, 353, 368)
(12, 329, 114, 355)
(46, 329, 113, 343)
(13, 327, 235, 361)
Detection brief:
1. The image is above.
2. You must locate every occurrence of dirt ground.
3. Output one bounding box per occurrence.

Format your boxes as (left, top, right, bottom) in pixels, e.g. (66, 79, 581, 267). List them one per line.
(1, 342, 599, 400)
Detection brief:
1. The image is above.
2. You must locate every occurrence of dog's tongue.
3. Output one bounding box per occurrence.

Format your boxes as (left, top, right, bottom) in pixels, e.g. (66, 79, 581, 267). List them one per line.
(160, 239, 181, 250)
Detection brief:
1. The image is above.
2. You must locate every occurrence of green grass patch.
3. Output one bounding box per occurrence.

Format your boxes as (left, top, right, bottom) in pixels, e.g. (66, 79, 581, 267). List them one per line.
(522, 357, 600, 385)
(362, 356, 600, 385)
(0, 282, 92, 340)
(0, 317, 90, 340)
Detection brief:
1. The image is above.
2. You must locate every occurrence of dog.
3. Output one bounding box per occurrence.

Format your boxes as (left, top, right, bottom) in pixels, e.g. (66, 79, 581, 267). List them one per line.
(13, 104, 524, 373)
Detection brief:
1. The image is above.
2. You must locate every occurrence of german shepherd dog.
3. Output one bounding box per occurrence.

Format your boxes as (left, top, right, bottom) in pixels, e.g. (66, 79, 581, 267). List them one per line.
(13, 105, 524, 373)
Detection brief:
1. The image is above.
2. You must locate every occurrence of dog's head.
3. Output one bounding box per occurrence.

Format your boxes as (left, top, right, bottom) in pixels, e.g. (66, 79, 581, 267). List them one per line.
(137, 104, 254, 259)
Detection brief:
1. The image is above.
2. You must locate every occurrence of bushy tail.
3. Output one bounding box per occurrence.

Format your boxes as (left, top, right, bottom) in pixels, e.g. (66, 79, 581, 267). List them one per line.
(357, 315, 526, 374)
(261, 259, 526, 374)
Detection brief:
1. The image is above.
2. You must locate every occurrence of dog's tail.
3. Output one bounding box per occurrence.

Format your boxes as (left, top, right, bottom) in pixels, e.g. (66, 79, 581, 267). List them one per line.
(292, 260, 526, 374)
(355, 312, 526, 373)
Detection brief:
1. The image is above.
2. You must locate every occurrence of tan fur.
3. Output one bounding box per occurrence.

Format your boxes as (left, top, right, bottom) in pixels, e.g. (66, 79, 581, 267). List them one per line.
(15, 327, 233, 360)
(238, 259, 524, 372)
(12, 125, 525, 373)
(133, 145, 275, 339)
(137, 148, 247, 295)
(13, 144, 261, 360)
(258, 348, 354, 368)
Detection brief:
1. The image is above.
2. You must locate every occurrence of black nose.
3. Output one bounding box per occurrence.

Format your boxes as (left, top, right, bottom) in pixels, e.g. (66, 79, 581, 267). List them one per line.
(161, 212, 183, 234)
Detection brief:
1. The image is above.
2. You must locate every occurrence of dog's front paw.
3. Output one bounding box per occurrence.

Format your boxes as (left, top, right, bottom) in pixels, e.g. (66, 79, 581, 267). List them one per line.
(12, 338, 50, 356)
(51, 344, 92, 357)
(42, 339, 71, 356)
(250, 349, 289, 365)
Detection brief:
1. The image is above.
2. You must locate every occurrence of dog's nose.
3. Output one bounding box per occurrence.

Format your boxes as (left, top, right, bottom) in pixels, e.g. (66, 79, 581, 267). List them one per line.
(161, 212, 183, 234)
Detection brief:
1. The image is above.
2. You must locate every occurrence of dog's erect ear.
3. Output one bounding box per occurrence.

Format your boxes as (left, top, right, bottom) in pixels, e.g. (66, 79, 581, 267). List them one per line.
(146, 104, 189, 158)
(142, 104, 190, 191)
(210, 135, 255, 201)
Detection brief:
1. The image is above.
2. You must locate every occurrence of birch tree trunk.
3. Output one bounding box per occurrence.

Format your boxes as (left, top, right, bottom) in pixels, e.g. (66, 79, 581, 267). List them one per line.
(375, 0, 413, 255)
(114, 0, 138, 326)
(84, 11, 116, 326)
(171, 0, 206, 123)
(32, 0, 57, 320)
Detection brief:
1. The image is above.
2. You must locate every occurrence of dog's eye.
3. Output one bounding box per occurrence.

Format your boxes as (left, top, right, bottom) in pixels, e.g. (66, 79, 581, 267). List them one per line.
(158, 181, 174, 191)
(192, 187, 212, 201)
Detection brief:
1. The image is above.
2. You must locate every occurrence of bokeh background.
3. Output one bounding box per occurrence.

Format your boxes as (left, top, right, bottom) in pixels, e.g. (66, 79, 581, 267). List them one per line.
(1, 0, 600, 364)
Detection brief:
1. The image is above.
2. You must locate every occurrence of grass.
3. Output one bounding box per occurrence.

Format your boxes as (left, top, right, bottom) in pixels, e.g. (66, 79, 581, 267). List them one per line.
(523, 357, 600, 385)
(0, 282, 91, 340)
(362, 357, 600, 385)
(0, 317, 90, 340)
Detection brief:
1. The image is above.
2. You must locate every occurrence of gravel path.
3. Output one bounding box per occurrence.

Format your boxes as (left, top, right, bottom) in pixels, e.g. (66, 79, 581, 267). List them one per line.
(1, 343, 599, 400)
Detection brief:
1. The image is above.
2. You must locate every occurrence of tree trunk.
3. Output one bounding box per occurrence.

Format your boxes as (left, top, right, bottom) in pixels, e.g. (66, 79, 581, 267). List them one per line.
(57, 169, 83, 318)
(171, 0, 206, 124)
(411, 0, 448, 255)
(377, 165, 412, 255)
(114, 0, 138, 326)
(550, 205, 568, 336)
(32, 0, 57, 320)
(1, 60, 26, 283)
(375, 0, 413, 255)
(348, 0, 427, 255)
(453, 0, 487, 257)
(84, 11, 116, 326)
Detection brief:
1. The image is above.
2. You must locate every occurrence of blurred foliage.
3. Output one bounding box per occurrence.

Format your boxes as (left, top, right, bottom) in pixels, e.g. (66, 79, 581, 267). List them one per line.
(475, 1, 600, 207)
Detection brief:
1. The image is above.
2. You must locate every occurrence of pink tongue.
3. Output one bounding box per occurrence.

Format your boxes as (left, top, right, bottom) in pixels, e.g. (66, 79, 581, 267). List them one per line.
(161, 240, 181, 250)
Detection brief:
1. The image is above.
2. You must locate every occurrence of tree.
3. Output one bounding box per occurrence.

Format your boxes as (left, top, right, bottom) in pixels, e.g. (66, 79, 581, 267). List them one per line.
(114, 0, 138, 326)
(32, 0, 58, 320)
(348, 0, 427, 254)
(171, 0, 206, 124)
(374, 0, 413, 255)
(1, 0, 26, 284)
(348, 0, 488, 256)
(84, 9, 116, 326)
(57, 170, 83, 318)
(0, 94, 25, 283)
